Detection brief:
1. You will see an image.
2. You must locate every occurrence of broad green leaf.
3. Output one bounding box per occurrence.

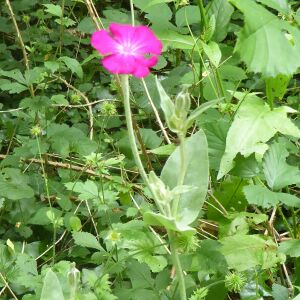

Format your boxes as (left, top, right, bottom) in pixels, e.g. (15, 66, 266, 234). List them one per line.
(175, 6, 201, 27)
(133, 0, 173, 11)
(0, 80, 28, 94)
(0, 69, 26, 84)
(218, 93, 300, 178)
(186, 99, 222, 129)
(230, 0, 300, 77)
(263, 142, 300, 190)
(220, 234, 283, 272)
(40, 270, 65, 300)
(279, 239, 300, 257)
(207, 0, 234, 42)
(72, 231, 103, 251)
(201, 41, 222, 67)
(243, 185, 300, 208)
(59, 56, 83, 79)
(65, 180, 99, 201)
(69, 216, 82, 232)
(154, 30, 196, 50)
(43, 4, 62, 17)
(161, 130, 209, 225)
(44, 61, 60, 73)
(266, 74, 291, 104)
(257, 0, 290, 14)
(0, 173, 34, 200)
(202, 119, 229, 171)
(272, 284, 289, 300)
(143, 211, 196, 234)
(148, 144, 176, 156)
(231, 154, 260, 178)
(29, 208, 63, 225)
(155, 76, 175, 128)
(139, 128, 163, 149)
(77, 17, 96, 34)
(219, 65, 247, 82)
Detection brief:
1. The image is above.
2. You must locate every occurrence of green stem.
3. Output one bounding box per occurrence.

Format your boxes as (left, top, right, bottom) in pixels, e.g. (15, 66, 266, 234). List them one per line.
(168, 230, 187, 300)
(197, 0, 208, 29)
(215, 67, 225, 99)
(120, 75, 186, 299)
(120, 75, 149, 185)
(172, 134, 187, 217)
(278, 205, 295, 239)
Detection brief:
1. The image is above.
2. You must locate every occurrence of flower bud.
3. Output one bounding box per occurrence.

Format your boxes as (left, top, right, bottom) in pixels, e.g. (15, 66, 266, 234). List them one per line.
(225, 271, 246, 293)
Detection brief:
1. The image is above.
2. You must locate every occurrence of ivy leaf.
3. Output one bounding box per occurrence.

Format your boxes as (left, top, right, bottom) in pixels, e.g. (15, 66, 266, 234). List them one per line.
(40, 270, 65, 300)
(218, 93, 300, 179)
(220, 234, 283, 272)
(230, 0, 300, 77)
(243, 185, 300, 209)
(72, 231, 104, 251)
(263, 142, 300, 190)
(161, 130, 209, 225)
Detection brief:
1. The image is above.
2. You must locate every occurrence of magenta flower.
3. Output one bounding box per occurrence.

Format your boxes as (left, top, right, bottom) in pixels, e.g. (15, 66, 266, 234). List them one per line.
(91, 23, 162, 78)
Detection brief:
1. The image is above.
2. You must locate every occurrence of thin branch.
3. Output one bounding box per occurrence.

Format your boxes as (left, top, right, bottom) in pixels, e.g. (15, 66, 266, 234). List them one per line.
(5, 0, 34, 98)
(85, 0, 103, 30)
(141, 78, 172, 145)
(0, 272, 18, 300)
(53, 75, 94, 140)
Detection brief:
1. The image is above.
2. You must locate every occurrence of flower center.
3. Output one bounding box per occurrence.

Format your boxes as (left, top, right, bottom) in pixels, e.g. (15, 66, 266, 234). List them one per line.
(117, 40, 139, 56)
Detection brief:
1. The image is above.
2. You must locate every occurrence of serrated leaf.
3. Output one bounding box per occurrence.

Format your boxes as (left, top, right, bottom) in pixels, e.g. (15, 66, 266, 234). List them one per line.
(59, 56, 83, 79)
(43, 4, 62, 17)
(278, 239, 300, 257)
(218, 93, 300, 178)
(161, 130, 209, 225)
(243, 185, 300, 208)
(220, 234, 282, 272)
(230, 0, 300, 77)
(72, 231, 103, 251)
(263, 142, 300, 190)
(40, 270, 65, 300)
(0, 177, 34, 200)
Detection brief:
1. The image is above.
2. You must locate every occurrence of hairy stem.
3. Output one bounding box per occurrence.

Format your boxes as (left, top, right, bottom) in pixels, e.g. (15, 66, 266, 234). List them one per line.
(168, 230, 187, 300)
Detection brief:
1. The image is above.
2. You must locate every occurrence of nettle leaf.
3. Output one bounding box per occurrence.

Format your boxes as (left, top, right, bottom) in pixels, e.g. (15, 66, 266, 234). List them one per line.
(230, 0, 300, 77)
(243, 185, 300, 209)
(0, 79, 27, 94)
(218, 93, 300, 179)
(58, 56, 83, 79)
(207, 0, 234, 42)
(263, 142, 300, 190)
(47, 124, 97, 157)
(220, 234, 283, 272)
(40, 270, 65, 300)
(72, 231, 103, 251)
(65, 180, 99, 201)
(43, 4, 62, 17)
(161, 130, 209, 225)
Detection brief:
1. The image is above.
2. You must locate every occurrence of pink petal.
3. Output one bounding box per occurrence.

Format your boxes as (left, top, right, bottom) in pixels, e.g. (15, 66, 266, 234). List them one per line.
(132, 65, 150, 78)
(91, 30, 118, 55)
(109, 23, 162, 55)
(109, 23, 136, 43)
(102, 54, 136, 75)
(134, 26, 163, 55)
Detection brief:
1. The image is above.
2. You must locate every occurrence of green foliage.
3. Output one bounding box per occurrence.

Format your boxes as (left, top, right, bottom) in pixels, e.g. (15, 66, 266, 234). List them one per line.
(0, 0, 300, 299)
(230, 0, 300, 77)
